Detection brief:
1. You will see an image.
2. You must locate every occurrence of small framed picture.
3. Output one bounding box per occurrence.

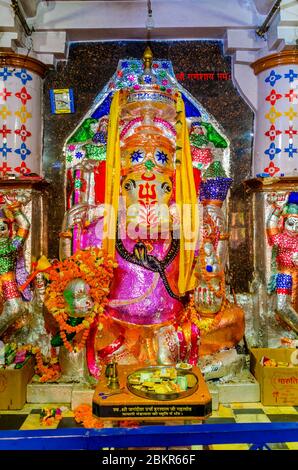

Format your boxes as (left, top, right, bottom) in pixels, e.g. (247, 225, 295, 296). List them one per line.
(50, 88, 75, 114)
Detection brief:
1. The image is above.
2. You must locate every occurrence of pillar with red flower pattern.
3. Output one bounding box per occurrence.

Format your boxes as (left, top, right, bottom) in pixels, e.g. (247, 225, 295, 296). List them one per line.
(251, 49, 298, 178)
(0, 53, 47, 178)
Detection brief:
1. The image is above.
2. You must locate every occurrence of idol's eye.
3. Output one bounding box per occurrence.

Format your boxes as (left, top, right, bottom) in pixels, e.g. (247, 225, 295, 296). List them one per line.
(287, 220, 294, 226)
(130, 149, 145, 164)
(155, 149, 169, 165)
(161, 182, 172, 194)
(123, 179, 136, 191)
(0, 225, 7, 231)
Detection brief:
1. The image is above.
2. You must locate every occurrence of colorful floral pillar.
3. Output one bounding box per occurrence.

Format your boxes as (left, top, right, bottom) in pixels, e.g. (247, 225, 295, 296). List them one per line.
(251, 49, 298, 178)
(0, 53, 47, 177)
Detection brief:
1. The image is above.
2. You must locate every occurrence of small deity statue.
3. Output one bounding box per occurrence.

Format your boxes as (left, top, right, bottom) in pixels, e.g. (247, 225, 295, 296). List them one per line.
(45, 248, 114, 380)
(53, 278, 93, 383)
(194, 162, 245, 355)
(0, 195, 32, 337)
(267, 192, 298, 333)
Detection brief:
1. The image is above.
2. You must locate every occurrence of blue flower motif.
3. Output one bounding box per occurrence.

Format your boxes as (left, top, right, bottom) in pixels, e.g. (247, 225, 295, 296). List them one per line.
(161, 62, 169, 69)
(130, 150, 144, 163)
(75, 151, 83, 159)
(155, 150, 169, 164)
(92, 131, 106, 144)
(265, 70, 282, 87)
(143, 75, 152, 84)
(15, 143, 31, 160)
(121, 61, 129, 69)
(15, 68, 32, 85)
(264, 142, 281, 160)
(0, 67, 13, 81)
(0, 142, 12, 157)
(284, 69, 298, 83)
(285, 143, 298, 158)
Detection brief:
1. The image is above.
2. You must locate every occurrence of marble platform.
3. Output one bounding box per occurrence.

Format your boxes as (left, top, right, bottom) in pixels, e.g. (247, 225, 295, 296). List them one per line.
(27, 382, 94, 410)
(206, 369, 260, 411)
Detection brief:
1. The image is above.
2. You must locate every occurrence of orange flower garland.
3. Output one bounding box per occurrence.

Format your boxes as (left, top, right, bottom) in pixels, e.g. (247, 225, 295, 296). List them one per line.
(182, 295, 226, 335)
(45, 248, 117, 353)
(74, 404, 103, 428)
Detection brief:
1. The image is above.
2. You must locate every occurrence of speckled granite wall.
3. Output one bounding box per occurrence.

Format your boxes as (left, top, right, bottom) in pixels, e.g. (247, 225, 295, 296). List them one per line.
(43, 40, 254, 292)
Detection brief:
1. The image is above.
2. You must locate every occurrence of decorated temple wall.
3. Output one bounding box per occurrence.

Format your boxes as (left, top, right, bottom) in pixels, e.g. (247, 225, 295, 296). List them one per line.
(42, 40, 254, 293)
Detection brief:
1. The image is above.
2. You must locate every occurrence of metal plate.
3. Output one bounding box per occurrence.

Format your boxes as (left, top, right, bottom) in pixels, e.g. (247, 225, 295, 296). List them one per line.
(127, 366, 199, 401)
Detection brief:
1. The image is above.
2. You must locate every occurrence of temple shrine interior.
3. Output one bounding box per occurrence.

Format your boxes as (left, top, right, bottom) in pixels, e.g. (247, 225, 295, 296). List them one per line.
(0, 0, 298, 455)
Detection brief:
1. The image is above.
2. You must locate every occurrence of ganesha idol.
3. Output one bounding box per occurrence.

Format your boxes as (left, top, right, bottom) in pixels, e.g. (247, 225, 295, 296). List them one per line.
(58, 50, 245, 378)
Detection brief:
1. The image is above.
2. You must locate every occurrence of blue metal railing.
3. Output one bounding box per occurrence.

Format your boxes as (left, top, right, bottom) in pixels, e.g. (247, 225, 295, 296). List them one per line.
(0, 422, 297, 450)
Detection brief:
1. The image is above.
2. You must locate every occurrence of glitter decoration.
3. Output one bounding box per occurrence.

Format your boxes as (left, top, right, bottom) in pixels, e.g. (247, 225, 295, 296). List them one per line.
(2, 280, 20, 300)
(264, 142, 281, 160)
(127, 74, 136, 83)
(68, 145, 77, 151)
(143, 75, 152, 84)
(190, 132, 208, 148)
(153, 117, 176, 137)
(276, 273, 292, 290)
(14, 68, 33, 85)
(191, 147, 213, 165)
(200, 177, 232, 202)
(84, 144, 106, 161)
(288, 193, 298, 205)
(75, 151, 83, 159)
(265, 70, 282, 87)
(68, 118, 98, 143)
(92, 131, 107, 144)
(130, 149, 145, 163)
(265, 124, 282, 141)
(0, 67, 13, 81)
(158, 71, 167, 79)
(201, 122, 228, 148)
(120, 117, 142, 140)
(144, 160, 155, 171)
(155, 150, 168, 164)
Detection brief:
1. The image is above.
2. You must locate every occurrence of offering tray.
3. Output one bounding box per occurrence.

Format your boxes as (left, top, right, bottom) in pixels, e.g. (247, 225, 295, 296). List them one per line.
(127, 365, 198, 401)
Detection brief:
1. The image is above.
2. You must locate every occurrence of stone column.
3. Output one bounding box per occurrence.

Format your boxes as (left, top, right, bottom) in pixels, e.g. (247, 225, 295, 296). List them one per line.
(0, 52, 48, 177)
(251, 49, 298, 178)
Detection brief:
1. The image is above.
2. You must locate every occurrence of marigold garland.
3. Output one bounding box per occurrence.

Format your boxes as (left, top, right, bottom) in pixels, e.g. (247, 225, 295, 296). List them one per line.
(182, 296, 226, 335)
(45, 248, 116, 353)
(74, 404, 103, 428)
(18, 344, 61, 382)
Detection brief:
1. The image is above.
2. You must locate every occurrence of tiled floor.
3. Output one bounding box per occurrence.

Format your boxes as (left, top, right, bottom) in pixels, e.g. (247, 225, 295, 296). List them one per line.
(0, 402, 297, 450)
